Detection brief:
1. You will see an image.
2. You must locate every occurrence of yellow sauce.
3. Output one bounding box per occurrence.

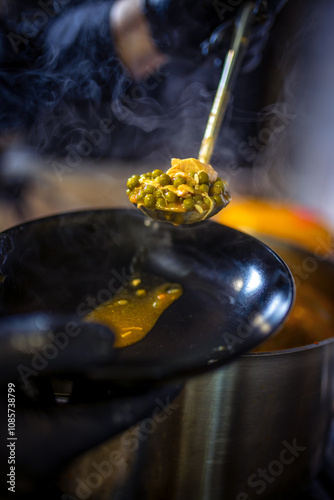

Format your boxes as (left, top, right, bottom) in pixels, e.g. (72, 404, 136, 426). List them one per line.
(85, 275, 182, 348)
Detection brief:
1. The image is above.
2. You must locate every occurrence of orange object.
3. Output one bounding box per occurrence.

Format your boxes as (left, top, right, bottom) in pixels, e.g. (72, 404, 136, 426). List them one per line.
(213, 198, 333, 257)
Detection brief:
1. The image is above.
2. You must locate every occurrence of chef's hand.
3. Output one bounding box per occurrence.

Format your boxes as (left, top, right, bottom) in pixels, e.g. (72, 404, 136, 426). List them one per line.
(201, 0, 289, 73)
(144, 0, 226, 59)
(0, 314, 180, 497)
(112, 0, 288, 79)
(145, 0, 288, 69)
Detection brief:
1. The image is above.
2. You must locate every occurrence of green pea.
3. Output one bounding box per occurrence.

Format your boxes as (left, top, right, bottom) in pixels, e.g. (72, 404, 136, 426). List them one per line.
(209, 185, 222, 196)
(198, 171, 209, 184)
(173, 176, 186, 188)
(165, 191, 177, 202)
(183, 198, 195, 211)
(126, 189, 130, 196)
(136, 190, 145, 202)
(144, 185, 155, 195)
(158, 174, 171, 186)
(152, 169, 164, 178)
(145, 172, 153, 179)
(127, 175, 140, 190)
(199, 184, 209, 193)
(144, 194, 156, 208)
(213, 195, 223, 206)
(155, 190, 163, 198)
(214, 180, 227, 191)
(193, 194, 202, 203)
(189, 171, 196, 178)
(156, 198, 166, 209)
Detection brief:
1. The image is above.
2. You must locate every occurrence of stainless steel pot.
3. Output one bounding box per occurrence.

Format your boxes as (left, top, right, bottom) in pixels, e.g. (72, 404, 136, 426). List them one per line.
(59, 239, 334, 500)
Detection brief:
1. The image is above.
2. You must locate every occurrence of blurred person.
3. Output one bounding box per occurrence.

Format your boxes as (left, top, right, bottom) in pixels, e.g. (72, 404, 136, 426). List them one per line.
(0, 0, 288, 163)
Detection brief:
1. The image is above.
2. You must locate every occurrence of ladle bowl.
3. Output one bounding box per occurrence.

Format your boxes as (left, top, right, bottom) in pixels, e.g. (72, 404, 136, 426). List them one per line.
(0, 209, 294, 385)
(138, 199, 228, 225)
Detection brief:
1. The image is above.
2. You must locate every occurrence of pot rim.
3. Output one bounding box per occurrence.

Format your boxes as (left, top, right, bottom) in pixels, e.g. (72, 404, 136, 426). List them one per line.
(239, 232, 334, 358)
(244, 334, 334, 358)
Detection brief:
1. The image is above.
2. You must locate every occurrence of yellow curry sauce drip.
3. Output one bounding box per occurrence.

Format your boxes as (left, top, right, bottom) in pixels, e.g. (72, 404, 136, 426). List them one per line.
(85, 276, 182, 348)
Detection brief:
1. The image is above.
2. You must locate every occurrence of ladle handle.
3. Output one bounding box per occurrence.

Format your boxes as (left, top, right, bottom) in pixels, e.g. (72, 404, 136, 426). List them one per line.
(198, 2, 255, 165)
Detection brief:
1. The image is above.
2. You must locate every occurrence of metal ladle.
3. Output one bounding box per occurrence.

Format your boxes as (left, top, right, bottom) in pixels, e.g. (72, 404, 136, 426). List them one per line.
(136, 2, 256, 224)
(198, 1, 255, 165)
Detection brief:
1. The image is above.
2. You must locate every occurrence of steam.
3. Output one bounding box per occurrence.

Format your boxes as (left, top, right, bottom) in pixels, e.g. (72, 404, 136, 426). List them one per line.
(1, 2, 124, 139)
(1, 0, 320, 190)
(0, 1, 246, 164)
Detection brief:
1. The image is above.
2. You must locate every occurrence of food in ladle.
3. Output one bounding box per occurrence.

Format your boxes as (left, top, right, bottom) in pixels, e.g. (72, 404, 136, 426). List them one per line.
(85, 274, 183, 348)
(126, 158, 231, 225)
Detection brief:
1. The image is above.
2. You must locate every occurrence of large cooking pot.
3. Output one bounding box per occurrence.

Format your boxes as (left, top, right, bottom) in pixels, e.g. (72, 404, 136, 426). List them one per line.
(58, 238, 334, 500)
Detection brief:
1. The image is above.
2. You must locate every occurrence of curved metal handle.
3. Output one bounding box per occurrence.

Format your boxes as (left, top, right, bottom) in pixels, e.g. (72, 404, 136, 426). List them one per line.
(198, 2, 255, 165)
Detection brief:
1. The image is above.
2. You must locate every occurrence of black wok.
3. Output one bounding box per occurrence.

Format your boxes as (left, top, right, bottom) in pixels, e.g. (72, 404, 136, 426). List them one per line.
(0, 209, 294, 384)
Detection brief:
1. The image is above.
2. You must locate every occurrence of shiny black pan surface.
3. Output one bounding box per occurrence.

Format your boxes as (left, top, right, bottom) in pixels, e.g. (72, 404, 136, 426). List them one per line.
(0, 209, 294, 383)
